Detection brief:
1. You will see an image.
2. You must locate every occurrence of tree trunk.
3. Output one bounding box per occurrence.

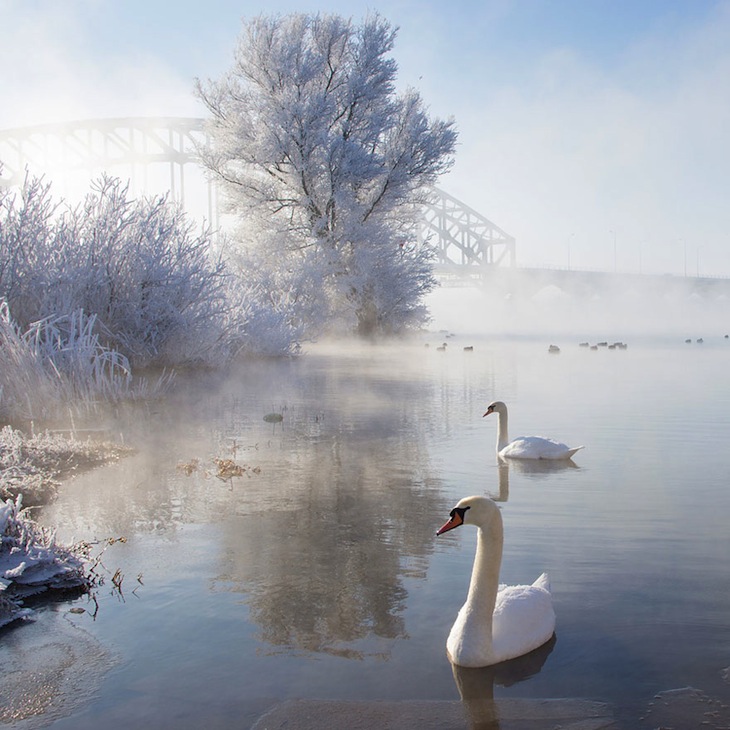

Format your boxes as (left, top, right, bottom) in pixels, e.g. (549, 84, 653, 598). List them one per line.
(356, 294, 379, 338)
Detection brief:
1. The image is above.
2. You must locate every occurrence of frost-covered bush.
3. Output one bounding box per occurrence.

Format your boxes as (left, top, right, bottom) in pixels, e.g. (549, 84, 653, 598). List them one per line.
(0, 168, 304, 379)
(0, 174, 59, 326)
(221, 244, 308, 357)
(55, 177, 233, 367)
(0, 301, 58, 422)
(233, 293, 303, 358)
(0, 173, 232, 369)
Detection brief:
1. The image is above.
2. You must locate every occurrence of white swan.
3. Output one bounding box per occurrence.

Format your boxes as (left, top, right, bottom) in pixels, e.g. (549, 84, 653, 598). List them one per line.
(484, 400, 583, 460)
(437, 495, 555, 667)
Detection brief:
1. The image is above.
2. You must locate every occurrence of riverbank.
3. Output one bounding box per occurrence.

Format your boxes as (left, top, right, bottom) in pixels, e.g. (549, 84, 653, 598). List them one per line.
(0, 425, 132, 505)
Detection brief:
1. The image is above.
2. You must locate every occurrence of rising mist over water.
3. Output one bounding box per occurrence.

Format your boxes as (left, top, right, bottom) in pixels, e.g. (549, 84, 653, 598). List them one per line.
(425, 272, 730, 342)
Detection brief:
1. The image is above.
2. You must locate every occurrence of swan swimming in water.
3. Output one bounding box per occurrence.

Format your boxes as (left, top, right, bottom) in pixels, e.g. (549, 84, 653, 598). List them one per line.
(484, 401, 583, 460)
(437, 495, 556, 667)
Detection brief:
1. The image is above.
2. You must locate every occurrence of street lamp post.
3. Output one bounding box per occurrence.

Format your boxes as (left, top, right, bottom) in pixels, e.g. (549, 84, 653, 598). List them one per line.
(568, 232, 574, 270)
(610, 229, 617, 272)
(679, 238, 687, 277)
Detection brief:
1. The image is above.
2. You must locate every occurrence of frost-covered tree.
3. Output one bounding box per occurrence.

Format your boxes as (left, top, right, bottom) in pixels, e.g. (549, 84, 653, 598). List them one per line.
(195, 13, 457, 336)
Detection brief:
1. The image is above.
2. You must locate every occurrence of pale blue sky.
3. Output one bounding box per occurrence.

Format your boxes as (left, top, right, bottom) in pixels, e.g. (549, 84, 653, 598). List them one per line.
(2, 0, 728, 276)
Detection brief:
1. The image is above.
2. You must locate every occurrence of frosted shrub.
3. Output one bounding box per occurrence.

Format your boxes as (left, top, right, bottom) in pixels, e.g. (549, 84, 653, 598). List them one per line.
(0, 168, 304, 381)
(0, 174, 232, 369)
(0, 173, 58, 328)
(48, 176, 232, 368)
(222, 246, 307, 357)
(235, 290, 303, 358)
(0, 300, 59, 421)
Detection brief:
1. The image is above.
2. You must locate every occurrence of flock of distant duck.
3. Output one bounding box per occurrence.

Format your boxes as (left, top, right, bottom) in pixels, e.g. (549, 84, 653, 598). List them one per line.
(430, 336, 730, 355)
(685, 335, 730, 343)
(548, 341, 629, 353)
(425, 338, 473, 352)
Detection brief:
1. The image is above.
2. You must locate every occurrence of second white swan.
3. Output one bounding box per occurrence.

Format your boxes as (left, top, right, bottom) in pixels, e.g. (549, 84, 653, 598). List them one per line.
(437, 495, 556, 667)
(484, 400, 583, 460)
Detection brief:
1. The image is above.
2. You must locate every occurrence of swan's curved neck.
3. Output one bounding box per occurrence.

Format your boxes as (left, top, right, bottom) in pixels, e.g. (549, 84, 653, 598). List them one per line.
(496, 410, 509, 452)
(465, 517, 503, 628)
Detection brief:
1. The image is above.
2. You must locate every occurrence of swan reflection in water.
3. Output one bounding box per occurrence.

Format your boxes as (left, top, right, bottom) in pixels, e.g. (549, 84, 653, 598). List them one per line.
(488, 456, 580, 503)
(487, 462, 510, 502)
(452, 635, 557, 730)
(499, 455, 580, 477)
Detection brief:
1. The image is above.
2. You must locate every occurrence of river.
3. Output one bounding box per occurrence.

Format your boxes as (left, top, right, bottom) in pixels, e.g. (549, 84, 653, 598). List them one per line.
(3, 332, 730, 728)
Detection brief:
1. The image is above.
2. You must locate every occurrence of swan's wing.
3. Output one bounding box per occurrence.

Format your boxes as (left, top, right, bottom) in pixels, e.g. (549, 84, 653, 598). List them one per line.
(491, 581, 556, 663)
(532, 572, 551, 591)
(500, 436, 582, 460)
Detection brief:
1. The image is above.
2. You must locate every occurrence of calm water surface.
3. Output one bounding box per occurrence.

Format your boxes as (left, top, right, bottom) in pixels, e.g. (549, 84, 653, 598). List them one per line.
(10, 336, 730, 727)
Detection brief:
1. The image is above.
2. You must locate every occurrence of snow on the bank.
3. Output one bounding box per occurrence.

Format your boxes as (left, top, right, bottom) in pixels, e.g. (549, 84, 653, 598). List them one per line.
(0, 425, 132, 505)
(0, 495, 90, 628)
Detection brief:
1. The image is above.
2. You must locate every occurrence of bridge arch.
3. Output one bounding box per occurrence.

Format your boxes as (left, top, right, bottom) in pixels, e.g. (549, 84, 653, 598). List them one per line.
(423, 188, 516, 274)
(0, 117, 514, 272)
(0, 117, 215, 224)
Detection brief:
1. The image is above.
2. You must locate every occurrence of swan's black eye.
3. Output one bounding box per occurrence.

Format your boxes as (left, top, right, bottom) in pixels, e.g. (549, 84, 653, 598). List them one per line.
(450, 506, 470, 520)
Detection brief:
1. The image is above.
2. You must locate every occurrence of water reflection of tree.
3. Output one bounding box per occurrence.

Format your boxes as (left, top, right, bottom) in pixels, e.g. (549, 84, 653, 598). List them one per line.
(209, 349, 450, 658)
(238, 506, 407, 656)
(215, 425, 443, 658)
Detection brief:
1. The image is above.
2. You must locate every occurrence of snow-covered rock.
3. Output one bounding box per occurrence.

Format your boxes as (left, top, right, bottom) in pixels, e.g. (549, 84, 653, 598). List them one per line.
(0, 495, 89, 628)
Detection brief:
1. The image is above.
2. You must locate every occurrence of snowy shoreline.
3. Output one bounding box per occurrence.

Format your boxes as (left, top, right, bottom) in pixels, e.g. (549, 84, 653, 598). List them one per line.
(0, 425, 132, 505)
(0, 426, 132, 629)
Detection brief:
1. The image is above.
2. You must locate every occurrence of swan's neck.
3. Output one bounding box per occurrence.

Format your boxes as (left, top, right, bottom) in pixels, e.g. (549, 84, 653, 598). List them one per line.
(447, 508, 505, 667)
(496, 410, 509, 452)
(464, 519, 503, 630)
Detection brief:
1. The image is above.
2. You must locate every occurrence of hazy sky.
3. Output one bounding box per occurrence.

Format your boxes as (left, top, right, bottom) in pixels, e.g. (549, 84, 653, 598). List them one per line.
(1, 0, 728, 276)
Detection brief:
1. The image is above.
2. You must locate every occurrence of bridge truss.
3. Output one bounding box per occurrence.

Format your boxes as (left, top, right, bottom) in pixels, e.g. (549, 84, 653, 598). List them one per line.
(0, 117, 215, 224)
(0, 117, 514, 272)
(422, 189, 516, 273)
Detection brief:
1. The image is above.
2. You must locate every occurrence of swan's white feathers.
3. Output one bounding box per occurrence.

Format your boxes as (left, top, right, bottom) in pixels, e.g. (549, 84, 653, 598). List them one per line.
(499, 436, 584, 461)
(491, 578, 555, 664)
(447, 576, 555, 667)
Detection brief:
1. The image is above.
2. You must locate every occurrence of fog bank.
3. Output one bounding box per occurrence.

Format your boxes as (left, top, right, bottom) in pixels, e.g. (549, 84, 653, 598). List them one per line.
(425, 272, 730, 342)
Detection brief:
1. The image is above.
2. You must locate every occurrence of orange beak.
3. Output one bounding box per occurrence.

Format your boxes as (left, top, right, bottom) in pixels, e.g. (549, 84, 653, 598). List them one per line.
(436, 511, 464, 535)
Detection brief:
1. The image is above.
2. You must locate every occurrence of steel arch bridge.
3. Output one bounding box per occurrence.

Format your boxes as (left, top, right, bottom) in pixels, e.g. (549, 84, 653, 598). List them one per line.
(0, 117, 515, 271)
